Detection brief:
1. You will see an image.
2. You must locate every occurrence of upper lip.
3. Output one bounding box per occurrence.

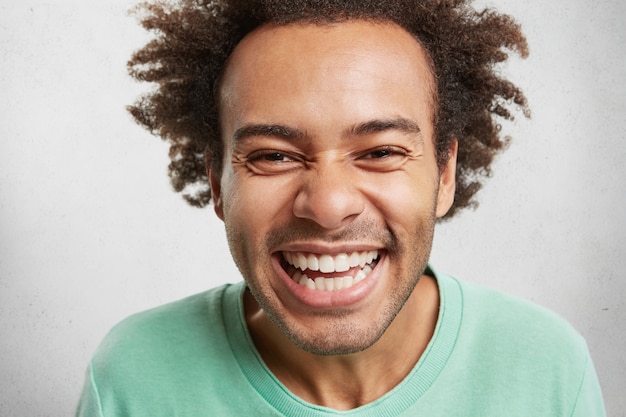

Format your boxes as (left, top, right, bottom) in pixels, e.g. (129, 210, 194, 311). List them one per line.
(273, 242, 384, 255)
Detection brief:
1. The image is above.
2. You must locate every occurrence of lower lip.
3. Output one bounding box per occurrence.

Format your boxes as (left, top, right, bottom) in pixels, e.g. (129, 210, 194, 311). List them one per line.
(271, 253, 385, 309)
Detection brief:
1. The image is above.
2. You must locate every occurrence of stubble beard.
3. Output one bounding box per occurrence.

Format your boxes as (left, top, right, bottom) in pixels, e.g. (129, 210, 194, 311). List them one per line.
(226, 213, 437, 356)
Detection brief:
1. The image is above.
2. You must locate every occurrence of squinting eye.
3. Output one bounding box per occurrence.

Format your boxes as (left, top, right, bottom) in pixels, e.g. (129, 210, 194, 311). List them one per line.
(248, 151, 295, 163)
(245, 150, 302, 175)
(263, 152, 290, 162)
(251, 152, 294, 162)
(369, 149, 393, 159)
(363, 146, 408, 159)
(356, 146, 410, 172)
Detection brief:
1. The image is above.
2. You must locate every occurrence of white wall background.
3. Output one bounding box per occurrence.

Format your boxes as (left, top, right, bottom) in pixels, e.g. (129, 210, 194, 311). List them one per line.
(1, 0, 624, 416)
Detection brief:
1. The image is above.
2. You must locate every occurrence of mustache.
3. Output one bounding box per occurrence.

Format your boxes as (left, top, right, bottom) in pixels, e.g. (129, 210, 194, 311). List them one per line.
(265, 219, 398, 252)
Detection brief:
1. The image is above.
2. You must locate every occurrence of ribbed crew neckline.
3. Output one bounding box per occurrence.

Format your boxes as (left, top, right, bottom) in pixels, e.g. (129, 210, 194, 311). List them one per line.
(223, 266, 463, 416)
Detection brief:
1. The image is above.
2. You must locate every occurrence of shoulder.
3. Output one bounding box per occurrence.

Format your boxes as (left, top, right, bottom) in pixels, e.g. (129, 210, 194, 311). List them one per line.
(99, 284, 233, 349)
(419, 269, 605, 416)
(79, 282, 257, 415)
(438, 271, 591, 394)
(455, 276, 587, 355)
(90, 282, 245, 384)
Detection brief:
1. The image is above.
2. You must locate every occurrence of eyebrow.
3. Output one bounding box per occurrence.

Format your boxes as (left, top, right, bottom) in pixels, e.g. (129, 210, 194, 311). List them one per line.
(231, 117, 422, 144)
(232, 124, 307, 143)
(347, 118, 422, 138)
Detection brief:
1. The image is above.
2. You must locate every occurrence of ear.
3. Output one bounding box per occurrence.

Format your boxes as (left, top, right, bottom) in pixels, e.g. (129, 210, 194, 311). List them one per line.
(206, 152, 224, 221)
(435, 139, 458, 218)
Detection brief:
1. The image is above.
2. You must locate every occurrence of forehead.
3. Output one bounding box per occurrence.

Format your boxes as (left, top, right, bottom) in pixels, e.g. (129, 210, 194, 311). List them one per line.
(229, 19, 430, 63)
(218, 20, 436, 137)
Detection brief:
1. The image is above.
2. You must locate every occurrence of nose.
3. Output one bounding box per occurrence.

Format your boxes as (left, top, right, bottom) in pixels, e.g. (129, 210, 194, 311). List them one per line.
(292, 163, 365, 230)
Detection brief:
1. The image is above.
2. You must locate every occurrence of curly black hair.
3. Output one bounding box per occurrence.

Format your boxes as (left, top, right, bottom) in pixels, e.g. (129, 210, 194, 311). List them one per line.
(128, 0, 529, 218)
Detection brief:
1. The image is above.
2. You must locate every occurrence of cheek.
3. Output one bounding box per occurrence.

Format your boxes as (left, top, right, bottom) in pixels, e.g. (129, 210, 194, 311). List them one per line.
(222, 173, 298, 232)
(366, 172, 438, 221)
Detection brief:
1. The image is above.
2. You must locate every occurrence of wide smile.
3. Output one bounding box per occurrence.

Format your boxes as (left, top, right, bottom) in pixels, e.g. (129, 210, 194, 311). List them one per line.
(280, 250, 381, 292)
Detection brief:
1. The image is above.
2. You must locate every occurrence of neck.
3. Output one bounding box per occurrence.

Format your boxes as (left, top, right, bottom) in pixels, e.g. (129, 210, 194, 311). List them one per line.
(244, 274, 439, 410)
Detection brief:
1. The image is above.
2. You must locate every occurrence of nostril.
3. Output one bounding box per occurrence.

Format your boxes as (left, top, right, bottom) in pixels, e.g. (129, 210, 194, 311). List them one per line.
(292, 183, 365, 230)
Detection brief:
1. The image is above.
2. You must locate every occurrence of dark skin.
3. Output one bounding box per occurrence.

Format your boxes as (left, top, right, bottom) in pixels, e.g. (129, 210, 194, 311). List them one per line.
(210, 21, 455, 410)
(127, 0, 528, 409)
(244, 280, 439, 409)
(128, 0, 528, 218)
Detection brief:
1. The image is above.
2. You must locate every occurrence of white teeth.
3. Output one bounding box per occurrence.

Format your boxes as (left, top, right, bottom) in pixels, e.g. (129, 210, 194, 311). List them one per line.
(285, 251, 380, 292)
(306, 254, 319, 271)
(297, 253, 307, 271)
(292, 275, 363, 292)
(334, 253, 350, 272)
(349, 252, 360, 268)
(354, 265, 372, 283)
(293, 270, 302, 282)
(306, 278, 316, 290)
(293, 275, 309, 285)
(319, 254, 334, 273)
(359, 252, 369, 267)
(285, 251, 378, 291)
(343, 276, 354, 288)
(334, 277, 344, 290)
(285, 250, 379, 273)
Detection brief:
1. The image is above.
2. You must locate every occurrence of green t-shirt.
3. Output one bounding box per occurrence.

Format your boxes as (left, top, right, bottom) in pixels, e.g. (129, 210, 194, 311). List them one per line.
(77, 268, 605, 416)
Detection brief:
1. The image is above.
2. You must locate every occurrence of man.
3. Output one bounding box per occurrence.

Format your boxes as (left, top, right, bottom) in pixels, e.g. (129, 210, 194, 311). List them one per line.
(77, 0, 606, 415)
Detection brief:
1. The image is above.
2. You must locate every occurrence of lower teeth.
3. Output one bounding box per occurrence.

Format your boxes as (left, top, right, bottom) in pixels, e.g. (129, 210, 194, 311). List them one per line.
(292, 264, 374, 292)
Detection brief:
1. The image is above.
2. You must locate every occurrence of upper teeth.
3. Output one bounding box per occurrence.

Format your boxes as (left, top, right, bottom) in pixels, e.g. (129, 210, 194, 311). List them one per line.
(284, 250, 379, 273)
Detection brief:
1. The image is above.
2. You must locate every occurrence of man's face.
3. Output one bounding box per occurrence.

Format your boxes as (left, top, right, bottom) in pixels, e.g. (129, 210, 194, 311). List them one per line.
(212, 21, 456, 355)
